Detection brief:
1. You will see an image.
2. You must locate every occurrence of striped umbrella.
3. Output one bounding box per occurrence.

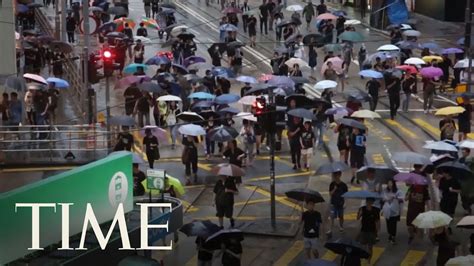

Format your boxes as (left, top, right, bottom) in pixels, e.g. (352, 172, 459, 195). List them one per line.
(114, 17, 136, 31)
(141, 17, 159, 30)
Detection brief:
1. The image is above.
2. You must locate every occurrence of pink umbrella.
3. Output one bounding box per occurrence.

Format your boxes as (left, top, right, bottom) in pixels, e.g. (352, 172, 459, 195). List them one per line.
(23, 73, 48, 85)
(321, 57, 344, 75)
(115, 75, 151, 89)
(258, 74, 274, 82)
(317, 13, 338, 20)
(396, 65, 418, 75)
(222, 7, 242, 14)
(420, 66, 443, 78)
(140, 125, 169, 143)
(394, 172, 428, 185)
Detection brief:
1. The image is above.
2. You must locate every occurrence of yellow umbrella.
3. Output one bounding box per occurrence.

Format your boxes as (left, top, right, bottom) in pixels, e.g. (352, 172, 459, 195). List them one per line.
(446, 255, 474, 266)
(351, 110, 381, 119)
(422, 56, 443, 63)
(435, 106, 466, 116)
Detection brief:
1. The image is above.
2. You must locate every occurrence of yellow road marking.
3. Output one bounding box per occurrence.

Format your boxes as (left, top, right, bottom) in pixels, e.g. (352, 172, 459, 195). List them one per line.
(274, 240, 304, 266)
(366, 121, 392, 140)
(246, 185, 301, 209)
(385, 119, 419, 139)
(0, 166, 75, 173)
(322, 250, 338, 261)
(371, 153, 385, 165)
(412, 118, 441, 137)
(197, 163, 212, 171)
(185, 255, 197, 266)
(344, 213, 358, 221)
(234, 198, 270, 206)
(194, 215, 299, 221)
(246, 171, 311, 182)
(361, 247, 384, 266)
(400, 250, 426, 266)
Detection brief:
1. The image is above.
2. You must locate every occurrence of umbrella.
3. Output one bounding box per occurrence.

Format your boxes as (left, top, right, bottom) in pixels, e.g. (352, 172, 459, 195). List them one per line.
(208, 43, 227, 55)
(227, 41, 246, 49)
(236, 112, 257, 122)
(141, 17, 159, 30)
(188, 92, 215, 100)
(108, 6, 128, 16)
(179, 220, 221, 237)
(393, 172, 428, 185)
(154, 72, 175, 83)
(339, 118, 367, 130)
(396, 65, 418, 75)
(187, 62, 212, 71)
(346, 90, 371, 102)
(208, 126, 239, 142)
(157, 95, 181, 102)
(287, 108, 314, 120)
(183, 56, 206, 67)
(37, 35, 55, 44)
(420, 42, 440, 50)
(332, 10, 348, 16)
(437, 161, 473, 178)
(423, 141, 458, 152)
(290, 76, 310, 84)
(454, 59, 474, 68)
(161, 3, 177, 9)
(134, 36, 152, 44)
(109, 115, 136, 126)
(137, 82, 162, 93)
(377, 44, 400, 51)
(212, 67, 235, 78)
(446, 255, 474, 266)
(302, 33, 325, 46)
(222, 7, 242, 14)
(422, 55, 444, 63)
(198, 108, 218, 118)
(277, 19, 299, 28)
(219, 23, 239, 32)
(324, 238, 370, 259)
(268, 76, 295, 88)
(170, 25, 189, 36)
(285, 188, 325, 203)
(218, 106, 240, 115)
(178, 124, 206, 136)
(456, 216, 474, 229)
(404, 57, 426, 65)
(4, 76, 26, 92)
(177, 32, 196, 40)
(458, 140, 474, 149)
(315, 161, 350, 175)
(50, 41, 73, 53)
(139, 125, 168, 142)
(396, 40, 420, 50)
(17, 4, 29, 13)
(115, 75, 151, 89)
(316, 13, 337, 20)
(321, 57, 344, 75)
(176, 112, 204, 123)
(106, 31, 128, 40)
(236, 75, 257, 84)
(183, 74, 202, 83)
(412, 211, 452, 229)
(344, 19, 361, 25)
(286, 4, 303, 11)
(303, 259, 337, 266)
(46, 77, 69, 88)
(89, 6, 104, 13)
(285, 94, 313, 107)
(98, 22, 118, 33)
(114, 17, 136, 31)
(323, 44, 343, 53)
(26, 83, 46, 91)
(215, 94, 240, 104)
(23, 73, 47, 85)
(420, 66, 443, 78)
(403, 30, 421, 37)
(351, 110, 381, 119)
(124, 63, 148, 74)
(435, 106, 466, 116)
(356, 165, 399, 184)
(338, 31, 364, 42)
(211, 163, 245, 176)
(392, 151, 431, 165)
(238, 95, 257, 106)
(205, 229, 243, 247)
(325, 107, 351, 117)
(314, 80, 338, 90)
(343, 190, 382, 199)
(358, 70, 384, 79)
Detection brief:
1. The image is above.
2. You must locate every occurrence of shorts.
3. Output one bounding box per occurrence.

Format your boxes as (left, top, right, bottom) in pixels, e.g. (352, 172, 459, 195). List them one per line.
(330, 205, 344, 219)
(301, 148, 313, 155)
(350, 152, 365, 168)
(303, 237, 320, 249)
(216, 204, 233, 218)
(358, 231, 376, 245)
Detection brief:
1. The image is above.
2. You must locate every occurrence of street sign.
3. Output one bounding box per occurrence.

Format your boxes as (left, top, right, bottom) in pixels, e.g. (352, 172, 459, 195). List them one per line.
(79, 15, 99, 35)
(147, 169, 165, 190)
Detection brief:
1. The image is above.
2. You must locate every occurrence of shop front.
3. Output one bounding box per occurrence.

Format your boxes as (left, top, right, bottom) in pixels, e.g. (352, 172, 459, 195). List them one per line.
(415, 0, 469, 22)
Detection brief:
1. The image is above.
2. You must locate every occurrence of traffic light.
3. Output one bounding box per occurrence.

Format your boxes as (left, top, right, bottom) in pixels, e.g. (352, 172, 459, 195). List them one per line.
(102, 48, 121, 77)
(88, 53, 103, 84)
(253, 96, 266, 117)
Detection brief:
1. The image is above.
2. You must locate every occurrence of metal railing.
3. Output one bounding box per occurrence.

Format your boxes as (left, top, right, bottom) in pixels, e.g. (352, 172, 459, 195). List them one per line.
(0, 124, 108, 166)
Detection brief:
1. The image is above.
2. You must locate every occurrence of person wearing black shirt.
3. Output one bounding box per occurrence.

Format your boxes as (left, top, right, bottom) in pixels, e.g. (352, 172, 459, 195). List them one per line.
(124, 85, 141, 116)
(438, 171, 461, 217)
(366, 78, 380, 111)
(357, 198, 380, 264)
(223, 140, 246, 184)
(288, 116, 302, 170)
(350, 127, 366, 183)
(133, 163, 146, 196)
(316, 0, 327, 15)
(195, 236, 213, 265)
(247, 14, 257, 47)
(259, 0, 269, 35)
(328, 171, 348, 235)
(114, 126, 134, 151)
(66, 13, 76, 43)
(300, 121, 315, 170)
(134, 91, 152, 127)
(136, 22, 148, 37)
(182, 136, 199, 184)
(401, 74, 415, 112)
(214, 175, 238, 228)
(386, 75, 401, 120)
(301, 200, 322, 259)
(143, 128, 159, 168)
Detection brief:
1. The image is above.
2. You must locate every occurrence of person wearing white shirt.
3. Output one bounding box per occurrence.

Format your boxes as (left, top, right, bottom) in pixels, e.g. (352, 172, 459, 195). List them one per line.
(382, 179, 404, 244)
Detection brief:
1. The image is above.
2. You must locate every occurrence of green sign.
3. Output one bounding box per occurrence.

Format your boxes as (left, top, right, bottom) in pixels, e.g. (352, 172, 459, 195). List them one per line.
(147, 169, 165, 190)
(0, 153, 133, 264)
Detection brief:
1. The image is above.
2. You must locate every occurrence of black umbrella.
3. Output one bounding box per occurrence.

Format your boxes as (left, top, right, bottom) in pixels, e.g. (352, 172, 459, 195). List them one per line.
(205, 229, 243, 247)
(303, 33, 325, 46)
(198, 109, 219, 119)
(339, 118, 367, 130)
(161, 3, 177, 9)
(285, 94, 314, 107)
(154, 72, 176, 83)
(356, 165, 399, 184)
(179, 220, 221, 237)
(208, 43, 227, 55)
(109, 115, 136, 126)
(287, 108, 314, 120)
(346, 90, 371, 102)
(137, 82, 162, 93)
(50, 41, 73, 53)
(177, 32, 195, 40)
(277, 20, 296, 28)
(324, 238, 370, 259)
(227, 41, 245, 48)
(436, 161, 473, 178)
(274, 46, 289, 54)
(208, 126, 239, 142)
(315, 161, 350, 175)
(176, 112, 204, 123)
(106, 31, 128, 39)
(171, 63, 189, 75)
(245, 84, 277, 95)
(107, 6, 128, 16)
(285, 188, 325, 203)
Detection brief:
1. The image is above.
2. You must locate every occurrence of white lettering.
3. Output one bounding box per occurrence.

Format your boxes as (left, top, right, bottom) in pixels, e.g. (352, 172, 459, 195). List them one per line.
(137, 203, 173, 250)
(58, 203, 74, 250)
(15, 203, 57, 250)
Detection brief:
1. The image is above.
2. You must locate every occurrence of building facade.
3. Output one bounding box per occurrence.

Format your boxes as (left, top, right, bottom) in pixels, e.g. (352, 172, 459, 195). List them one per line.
(414, 0, 469, 22)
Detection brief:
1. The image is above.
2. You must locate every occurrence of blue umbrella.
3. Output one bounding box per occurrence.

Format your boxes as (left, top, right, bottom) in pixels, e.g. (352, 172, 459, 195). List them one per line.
(154, 72, 175, 83)
(183, 56, 206, 67)
(332, 10, 348, 17)
(287, 108, 314, 120)
(17, 4, 29, 13)
(218, 106, 240, 114)
(188, 92, 215, 100)
(192, 101, 215, 111)
(325, 107, 352, 116)
(146, 55, 170, 65)
(97, 22, 117, 33)
(215, 93, 240, 104)
(123, 63, 148, 74)
(420, 42, 440, 50)
(342, 190, 382, 199)
(137, 82, 162, 93)
(359, 70, 383, 79)
(338, 31, 364, 42)
(47, 77, 70, 88)
(457, 37, 465, 46)
(212, 67, 235, 78)
(442, 48, 464, 54)
(169, 82, 182, 96)
(267, 75, 295, 88)
(236, 75, 257, 84)
(396, 41, 419, 50)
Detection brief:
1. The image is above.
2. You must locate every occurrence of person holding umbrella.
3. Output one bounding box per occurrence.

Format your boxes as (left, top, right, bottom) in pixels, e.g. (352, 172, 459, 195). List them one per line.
(422, 77, 437, 114)
(405, 169, 431, 243)
(288, 116, 303, 170)
(133, 163, 146, 196)
(114, 126, 134, 151)
(328, 171, 348, 235)
(301, 199, 322, 259)
(213, 175, 238, 228)
(382, 179, 403, 244)
(438, 170, 461, 219)
(143, 128, 159, 168)
(166, 101, 180, 149)
(357, 197, 380, 264)
(205, 116, 217, 160)
(366, 77, 381, 112)
(223, 140, 246, 184)
(195, 235, 214, 266)
(182, 135, 198, 185)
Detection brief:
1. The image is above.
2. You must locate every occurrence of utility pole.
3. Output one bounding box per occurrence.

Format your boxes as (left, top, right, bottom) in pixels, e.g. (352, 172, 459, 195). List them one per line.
(466, 0, 472, 92)
(60, 0, 67, 42)
(82, 1, 92, 123)
(105, 76, 111, 151)
(267, 89, 276, 228)
(54, 1, 60, 39)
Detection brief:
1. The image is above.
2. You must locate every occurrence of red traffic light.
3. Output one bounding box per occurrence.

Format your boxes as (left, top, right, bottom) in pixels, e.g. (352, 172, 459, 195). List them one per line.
(102, 49, 112, 59)
(253, 97, 266, 116)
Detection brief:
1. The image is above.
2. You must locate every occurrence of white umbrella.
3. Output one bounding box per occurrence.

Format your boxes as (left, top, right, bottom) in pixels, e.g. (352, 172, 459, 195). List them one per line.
(171, 25, 189, 36)
(23, 73, 48, 85)
(377, 44, 400, 51)
(157, 95, 182, 102)
(403, 30, 421, 37)
(314, 80, 338, 90)
(446, 255, 474, 266)
(178, 124, 206, 136)
(236, 112, 257, 122)
(238, 95, 257, 105)
(236, 75, 257, 84)
(400, 24, 413, 30)
(351, 110, 381, 119)
(286, 4, 303, 11)
(412, 210, 452, 229)
(422, 141, 458, 152)
(134, 36, 151, 43)
(285, 57, 309, 68)
(458, 140, 474, 149)
(344, 19, 361, 25)
(404, 57, 426, 65)
(454, 59, 474, 68)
